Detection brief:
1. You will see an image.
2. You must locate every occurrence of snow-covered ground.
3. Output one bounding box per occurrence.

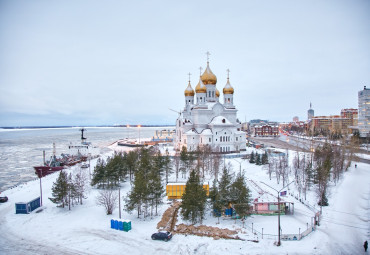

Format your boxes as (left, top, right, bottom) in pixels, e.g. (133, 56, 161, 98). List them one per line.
(0, 145, 369, 255)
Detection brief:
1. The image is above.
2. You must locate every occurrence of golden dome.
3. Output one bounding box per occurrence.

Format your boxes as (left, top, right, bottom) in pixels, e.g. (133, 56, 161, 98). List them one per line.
(216, 88, 220, 97)
(184, 81, 195, 97)
(201, 62, 217, 85)
(223, 78, 234, 94)
(195, 78, 207, 93)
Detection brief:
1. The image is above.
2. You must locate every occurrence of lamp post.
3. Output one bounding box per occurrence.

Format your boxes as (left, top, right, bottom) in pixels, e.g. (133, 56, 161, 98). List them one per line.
(118, 177, 121, 219)
(232, 158, 242, 175)
(138, 125, 141, 144)
(261, 180, 294, 246)
(39, 169, 43, 206)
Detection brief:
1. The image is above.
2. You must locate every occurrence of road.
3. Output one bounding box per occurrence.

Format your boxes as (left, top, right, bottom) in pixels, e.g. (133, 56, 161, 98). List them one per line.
(251, 135, 370, 164)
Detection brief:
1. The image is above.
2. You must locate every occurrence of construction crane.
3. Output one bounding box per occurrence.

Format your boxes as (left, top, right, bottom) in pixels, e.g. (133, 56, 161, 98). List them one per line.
(168, 108, 181, 117)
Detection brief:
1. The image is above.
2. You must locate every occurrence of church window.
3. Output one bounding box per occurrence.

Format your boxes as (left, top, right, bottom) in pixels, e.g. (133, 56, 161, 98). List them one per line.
(236, 137, 238, 141)
(209, 138, 211, 142)
(222, 119, 225, 123)
(201, 138, 202, 143)
(228, 98, 230, 103)
(209, 91, 211, 97)
(212, 91, 214, 97)
(220, 147, 222, 152)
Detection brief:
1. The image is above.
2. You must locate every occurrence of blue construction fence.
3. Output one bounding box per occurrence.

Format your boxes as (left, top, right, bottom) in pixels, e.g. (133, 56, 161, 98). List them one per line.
(110, 219, 132, 232)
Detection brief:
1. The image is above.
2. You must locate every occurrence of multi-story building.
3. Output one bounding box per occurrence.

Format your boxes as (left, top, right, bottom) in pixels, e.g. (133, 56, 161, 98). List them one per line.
(340, 108, 358, 127)
(311, 114, 356, 134)
(254, 123, 279, 137)
(358, 86, 370, 138)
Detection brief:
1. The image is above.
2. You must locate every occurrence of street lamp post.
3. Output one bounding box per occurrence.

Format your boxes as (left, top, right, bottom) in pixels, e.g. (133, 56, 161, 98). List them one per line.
(138, 125, 141, 144)
(39, 169, 43, 206)
(232, 158, 242, 175)
(119, 177, 121, 219)
(261, 180, 294, 246)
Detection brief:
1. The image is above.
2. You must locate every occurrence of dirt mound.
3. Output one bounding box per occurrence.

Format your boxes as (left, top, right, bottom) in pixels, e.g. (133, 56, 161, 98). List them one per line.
(157, 201, 181, 231)
(174, 224, 240, 240)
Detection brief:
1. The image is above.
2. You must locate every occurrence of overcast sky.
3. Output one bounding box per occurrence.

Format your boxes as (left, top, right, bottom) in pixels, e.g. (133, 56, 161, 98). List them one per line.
(0, 0, 369, 126)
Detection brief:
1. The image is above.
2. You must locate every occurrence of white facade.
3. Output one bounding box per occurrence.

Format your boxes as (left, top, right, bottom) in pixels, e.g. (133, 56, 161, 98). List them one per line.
(175, 61, 246, 153)
(358, 86, 370, 137)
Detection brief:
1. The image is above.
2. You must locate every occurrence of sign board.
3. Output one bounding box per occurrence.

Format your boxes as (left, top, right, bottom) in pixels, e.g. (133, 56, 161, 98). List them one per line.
(280, 191, 287, 196)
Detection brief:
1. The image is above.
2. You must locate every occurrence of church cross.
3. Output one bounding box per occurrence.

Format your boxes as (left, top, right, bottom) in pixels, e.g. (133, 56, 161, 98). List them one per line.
(188, 72, 191, 83)
(199, 67, 203, 76)
(226, 69, 230, 79)
(206, 51, 211, 62)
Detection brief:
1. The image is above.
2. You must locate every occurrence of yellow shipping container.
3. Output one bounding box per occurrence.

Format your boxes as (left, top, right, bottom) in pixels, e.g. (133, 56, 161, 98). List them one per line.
(166, 183, 209, 199)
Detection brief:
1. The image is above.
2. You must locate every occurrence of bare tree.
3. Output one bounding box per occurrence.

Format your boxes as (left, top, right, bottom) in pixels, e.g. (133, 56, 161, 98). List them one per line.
(96, 189, 118, 215)
(74, 170, 88, 205)
(264, 157, 276, 180)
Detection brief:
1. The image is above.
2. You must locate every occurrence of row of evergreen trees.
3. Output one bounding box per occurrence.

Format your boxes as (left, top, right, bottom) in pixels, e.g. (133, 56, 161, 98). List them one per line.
(50, 146, 252, 224)
(249, 151, 268, 165)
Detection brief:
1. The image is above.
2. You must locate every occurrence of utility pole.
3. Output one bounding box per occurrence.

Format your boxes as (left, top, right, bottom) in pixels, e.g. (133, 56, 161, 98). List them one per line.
(261, 180, 294, 246)
(119, 177, 121, 219)
(232, 158, 242, 175)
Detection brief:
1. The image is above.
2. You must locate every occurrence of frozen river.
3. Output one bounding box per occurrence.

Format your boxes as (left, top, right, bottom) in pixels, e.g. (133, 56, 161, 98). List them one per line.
(0, 126, 171, 191)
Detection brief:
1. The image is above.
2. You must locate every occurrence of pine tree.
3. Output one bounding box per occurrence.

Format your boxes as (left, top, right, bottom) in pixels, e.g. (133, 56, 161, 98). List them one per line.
(255, 154, 261, 165)
(218, 167, 233, 207)
(126, 150, 139, 182)
(125, 169, 147, 218)
(49, 170, 69, 208)
(91, 158, 106, 187)
(147, 167, 165, 216)
(209, 179, 223, 222)
(163, 149, 173, 184)
(230, 172, 251, 219)
(180, 146, 189, 178)
(249, 151, 255, 163)
(261, 151, 268, 165)
(180, 170, 208, 224)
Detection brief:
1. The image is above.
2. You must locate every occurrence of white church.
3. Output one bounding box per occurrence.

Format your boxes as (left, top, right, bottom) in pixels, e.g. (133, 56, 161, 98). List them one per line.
(175, 56, 246, 153)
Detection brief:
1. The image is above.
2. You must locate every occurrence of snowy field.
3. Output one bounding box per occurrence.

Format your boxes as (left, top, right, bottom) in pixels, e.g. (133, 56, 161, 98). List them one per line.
(0, 145, 369, 255)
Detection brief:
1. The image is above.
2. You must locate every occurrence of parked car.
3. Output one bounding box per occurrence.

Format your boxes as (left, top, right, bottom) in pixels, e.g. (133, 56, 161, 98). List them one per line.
(81, 164, 89, 168)
(0, 196, 8, 203)
(151, 231, 172, 242)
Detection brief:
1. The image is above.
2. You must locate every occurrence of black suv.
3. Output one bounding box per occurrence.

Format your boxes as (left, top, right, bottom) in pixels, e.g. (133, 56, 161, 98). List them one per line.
(151, 231, 172, 242)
